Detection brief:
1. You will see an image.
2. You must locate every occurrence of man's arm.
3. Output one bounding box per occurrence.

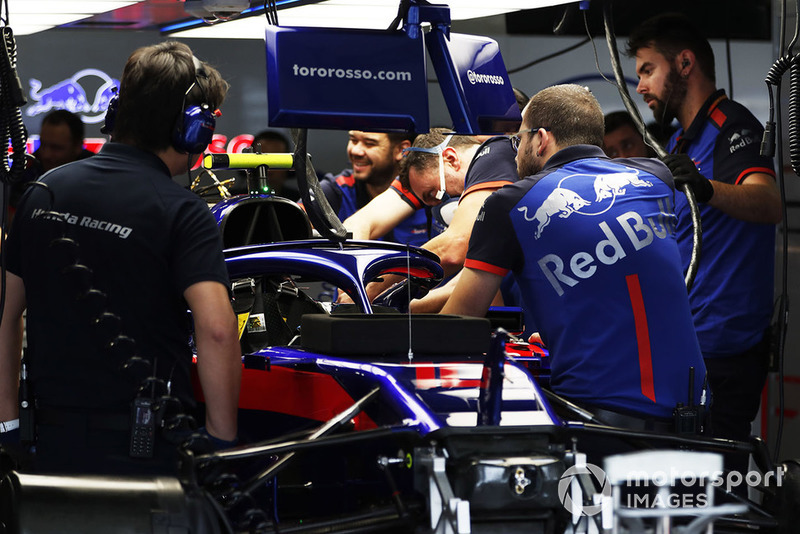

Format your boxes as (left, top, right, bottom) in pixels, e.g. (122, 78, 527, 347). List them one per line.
(0, 272, 25, 422)
(664, 155, 782, 224)
(707, 173, 782, 224)
(343, 187, 415, 240)
(440, 267, 504, 317)
(410, 269, 506, 313)
(424, 190, 493, 277)
(184, 281, 241, 442)
(363, 189, 495, 302)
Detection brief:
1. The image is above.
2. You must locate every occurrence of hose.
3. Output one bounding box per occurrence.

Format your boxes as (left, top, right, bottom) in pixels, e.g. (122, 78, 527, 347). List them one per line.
(0, 26, 27, 184)
(601, 0, 702, 291)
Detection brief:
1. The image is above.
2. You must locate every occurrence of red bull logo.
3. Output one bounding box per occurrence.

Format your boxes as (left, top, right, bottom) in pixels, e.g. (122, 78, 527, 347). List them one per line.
(25, 69, 120, 124)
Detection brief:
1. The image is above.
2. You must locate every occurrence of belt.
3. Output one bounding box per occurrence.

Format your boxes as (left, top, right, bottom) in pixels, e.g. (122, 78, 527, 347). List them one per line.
(0, 419, 19, 433)
(586, 405, 674, 433)
(36, 408, 130, 432)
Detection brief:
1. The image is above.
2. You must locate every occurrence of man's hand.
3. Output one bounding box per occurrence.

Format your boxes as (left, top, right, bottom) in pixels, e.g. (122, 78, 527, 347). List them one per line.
(661, 154, 714, 203)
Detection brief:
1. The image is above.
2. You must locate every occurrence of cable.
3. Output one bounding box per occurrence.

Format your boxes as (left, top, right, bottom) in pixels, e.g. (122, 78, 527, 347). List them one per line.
(583, 10, 614, 86)
(761, 0, 793, 465)
(773, 98, 788, 466)
(505, 37, 590, 75)
(406, 246, 413, 362)
(0, 27, 28, 185)
(426, 33, 591, 84)
(599, 0, 702, 290)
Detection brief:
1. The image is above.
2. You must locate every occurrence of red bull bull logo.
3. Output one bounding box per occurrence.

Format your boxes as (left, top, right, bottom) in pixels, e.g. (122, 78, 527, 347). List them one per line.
(25, 69, 120, 124)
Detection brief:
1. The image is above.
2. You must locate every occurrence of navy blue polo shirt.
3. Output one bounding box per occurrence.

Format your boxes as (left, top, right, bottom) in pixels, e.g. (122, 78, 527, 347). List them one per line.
(466, 145, 705, 418)
(668, 89, 776, 357)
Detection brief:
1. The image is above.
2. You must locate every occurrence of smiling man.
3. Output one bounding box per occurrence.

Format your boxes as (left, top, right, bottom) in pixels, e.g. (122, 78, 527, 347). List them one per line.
(627, 13, 780, 469)
(318, 130, 428, 246)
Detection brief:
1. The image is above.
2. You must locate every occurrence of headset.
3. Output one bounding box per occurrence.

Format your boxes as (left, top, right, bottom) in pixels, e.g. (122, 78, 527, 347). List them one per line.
(102, 56, 217, 154)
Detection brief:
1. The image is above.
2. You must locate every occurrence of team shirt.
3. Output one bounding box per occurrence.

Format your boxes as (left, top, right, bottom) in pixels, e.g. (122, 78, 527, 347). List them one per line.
(7, 143, 229, 411)
(466, 145, 705, 418)
(390, 135, 520, 236)
(320, 169, 429, 246)
(668, 89, 776, 357)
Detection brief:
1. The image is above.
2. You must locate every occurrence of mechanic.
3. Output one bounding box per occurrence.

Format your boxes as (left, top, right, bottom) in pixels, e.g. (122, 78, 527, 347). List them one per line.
(318, 130, 429, 246)
(442, 84, 706, 426)
(397, 129, 520, 313)
(603, 110, 655, 158)
(0, 41, 241, 475)
(343, 88, 529, 245)
(627, 14, 781, 459)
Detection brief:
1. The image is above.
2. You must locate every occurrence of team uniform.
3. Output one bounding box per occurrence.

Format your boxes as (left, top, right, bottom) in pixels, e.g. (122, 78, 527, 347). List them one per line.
(391, 136, 519, 237)
(7, 143, 230, 474)
(320, 170, 429, 246)
(668, 89, 776, 441)
(466, 145, 705, 418)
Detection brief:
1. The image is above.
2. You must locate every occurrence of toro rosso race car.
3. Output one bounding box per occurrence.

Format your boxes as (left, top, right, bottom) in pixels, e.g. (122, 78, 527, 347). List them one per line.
(1, 193, 798, 534)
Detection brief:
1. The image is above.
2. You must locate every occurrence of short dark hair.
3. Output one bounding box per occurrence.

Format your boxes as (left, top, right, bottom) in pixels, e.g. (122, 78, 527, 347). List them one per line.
(113, 41, 229, 151)
(398, 128, 480, 191)
(386, 131, 417, 146)
(604, 110, 638, 135)
(252, 130, 291, 152)
(626, 12, 715, 84)
(513, 87, 530, 111)
(524, 85, 604, 148)
(41, 109, 85, 146)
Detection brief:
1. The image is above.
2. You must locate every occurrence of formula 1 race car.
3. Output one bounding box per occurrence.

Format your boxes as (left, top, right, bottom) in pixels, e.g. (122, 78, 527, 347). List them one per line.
(191, 195, 798, 533)
(1, 194, 797, 534)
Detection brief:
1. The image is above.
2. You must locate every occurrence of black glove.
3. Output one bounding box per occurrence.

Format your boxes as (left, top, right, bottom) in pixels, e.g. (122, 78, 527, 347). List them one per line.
(661, 153, 714, 203)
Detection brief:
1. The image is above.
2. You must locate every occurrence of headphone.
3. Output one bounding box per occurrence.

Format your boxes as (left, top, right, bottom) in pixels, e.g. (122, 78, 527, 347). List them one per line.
(102, 56, 217, 154)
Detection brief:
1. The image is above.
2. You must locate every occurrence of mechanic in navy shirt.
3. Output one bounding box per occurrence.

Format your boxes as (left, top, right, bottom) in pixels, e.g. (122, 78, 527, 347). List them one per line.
(0, 42, 241, 474)
(627, 14, 781, 455)
(442, 84, 706, 424)
(318, 130, 429, 246)
(398, 129, 521, 312)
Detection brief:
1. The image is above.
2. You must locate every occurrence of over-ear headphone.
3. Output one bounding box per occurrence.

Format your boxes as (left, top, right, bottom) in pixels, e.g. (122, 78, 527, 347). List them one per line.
(101, 56, 217, 154)
(172, 56, 216, 154)
(101, 88, 118, 135)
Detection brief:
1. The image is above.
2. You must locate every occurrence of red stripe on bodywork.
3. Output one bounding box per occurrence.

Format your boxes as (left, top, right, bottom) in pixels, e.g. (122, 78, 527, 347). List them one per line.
(626, 274, 656, 403)
(381, 267, 436, 278)
(195, 364, 377, 430)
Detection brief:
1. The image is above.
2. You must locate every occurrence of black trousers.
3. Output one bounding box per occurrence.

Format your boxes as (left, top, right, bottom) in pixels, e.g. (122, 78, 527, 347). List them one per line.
(704, 337, 770, 477)
(33, 410, 179, 476)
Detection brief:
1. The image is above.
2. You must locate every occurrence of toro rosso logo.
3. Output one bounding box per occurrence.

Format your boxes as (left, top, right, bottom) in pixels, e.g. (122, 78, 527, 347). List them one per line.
(518, 171, 653, 239)
(26, 69, 120, 124)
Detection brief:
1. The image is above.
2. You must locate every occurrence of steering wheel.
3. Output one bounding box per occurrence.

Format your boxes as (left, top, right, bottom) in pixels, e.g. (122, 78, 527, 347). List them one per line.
(371, 274, 439, 312)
